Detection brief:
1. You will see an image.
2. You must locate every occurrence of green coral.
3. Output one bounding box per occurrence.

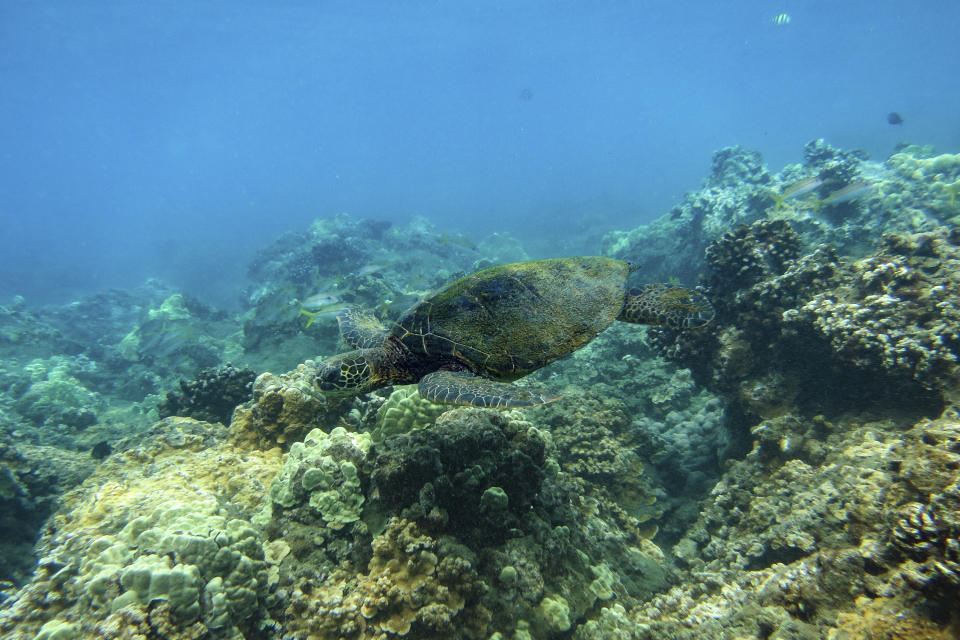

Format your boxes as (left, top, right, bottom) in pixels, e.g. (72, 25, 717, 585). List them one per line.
(373, 385, 448, 441)
(78, 495, 269, 630)
(147, 294, 193, 322)
(119, 294, 195, 363)
(13, 356, 104, 430)
(886, 151, 960, 223)
(480, 486, 509, 513)
(35, 620, 78, 640)
(269, 427, 371, 530)
(535, 595, 571, 633)
(588, 563, 617, 601)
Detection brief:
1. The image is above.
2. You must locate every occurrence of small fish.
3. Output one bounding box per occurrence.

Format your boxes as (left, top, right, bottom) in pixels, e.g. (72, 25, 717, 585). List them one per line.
(887, 111, 904, 125)
(439, 232, 477, 250)
(302, 292, 341, 310)
(91, 440, 112, 460)
(820, 181, 876, 207)
(300, 302, 352, 328)
(781, 176, 824, 200)
(772, 13, 791, 26)
(772, 176, 823, 211)
(356, 263, 385, 277)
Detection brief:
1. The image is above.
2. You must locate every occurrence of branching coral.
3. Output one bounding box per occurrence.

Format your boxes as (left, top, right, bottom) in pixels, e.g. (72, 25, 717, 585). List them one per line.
(158, 363, 256, 425)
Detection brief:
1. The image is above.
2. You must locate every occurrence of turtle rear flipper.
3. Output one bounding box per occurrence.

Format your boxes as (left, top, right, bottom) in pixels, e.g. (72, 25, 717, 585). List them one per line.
(418, 370, 559, 408)
(619, 284, 715, 329)
(338, 307, 390, 349)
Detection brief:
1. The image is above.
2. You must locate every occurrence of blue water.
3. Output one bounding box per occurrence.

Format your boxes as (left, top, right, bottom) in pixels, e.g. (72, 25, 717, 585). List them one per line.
(1, 1, 958, 306)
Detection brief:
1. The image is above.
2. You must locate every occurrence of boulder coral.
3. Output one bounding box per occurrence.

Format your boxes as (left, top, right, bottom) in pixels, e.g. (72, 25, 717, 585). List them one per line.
(369, 408, 548, 547)
(371, 385, 449, 441)
(267, 426, 372, 572)
(885, 149, 960, 228)
(0, 417, 281, 640)
(282, 517, 488, 639)
(230, 361, 353, 449)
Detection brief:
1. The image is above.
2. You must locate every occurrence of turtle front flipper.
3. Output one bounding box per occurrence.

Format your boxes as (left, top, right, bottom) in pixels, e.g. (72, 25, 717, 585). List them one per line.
(418, 370, 559, 408)
(619, 284, 715, 329)
(338, 307, 390, 349)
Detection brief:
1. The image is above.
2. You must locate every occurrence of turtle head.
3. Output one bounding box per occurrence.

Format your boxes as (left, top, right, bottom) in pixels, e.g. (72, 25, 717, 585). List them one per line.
(315, 349, 386, 397)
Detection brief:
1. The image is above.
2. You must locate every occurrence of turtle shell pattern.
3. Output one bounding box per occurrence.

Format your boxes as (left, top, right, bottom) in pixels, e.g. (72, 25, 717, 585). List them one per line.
(391, 256, 630, 381)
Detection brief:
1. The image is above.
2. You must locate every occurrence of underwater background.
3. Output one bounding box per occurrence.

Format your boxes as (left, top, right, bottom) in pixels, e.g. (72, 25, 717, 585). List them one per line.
(2, 2, 960, 640)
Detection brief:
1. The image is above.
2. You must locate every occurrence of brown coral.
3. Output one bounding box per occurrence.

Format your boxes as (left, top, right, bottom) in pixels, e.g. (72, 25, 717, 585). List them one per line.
(229, 361, 353, 449)
(796, 227, 960, 402)
(830, 595, 958, 640)
(283, 518, 488, 640)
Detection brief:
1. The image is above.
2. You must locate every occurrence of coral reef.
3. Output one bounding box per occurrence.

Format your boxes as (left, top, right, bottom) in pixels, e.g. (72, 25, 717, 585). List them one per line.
(264, 398, 673, 639)
(794, 227, 960, 401)
(605, 140, 953, 292)
(0, 435, 94, 586)
(116, 292, 233, 378)
(615, 409, 960, 640)
(884, 149, 960, 229)
(229, 361, 354, 449)
(604, 145, 774, 286)
(536, 389, 661, 528)
(2, 140, 959, 640)
(369, 408, 549, 547)
(801, 137, 868, 189)
(0, 296, 72, 360)
(12, 356, 105, 433)
(281, 517, 488, 639)
(654, 219, 952, 425)
(0, 280, 243, 456)
(371, 385, 449, 441)
(239, 213, 526, 372)
(268, 426, 373, 573)
(158, 363, 257, 425)
(0, 417, 282, 640)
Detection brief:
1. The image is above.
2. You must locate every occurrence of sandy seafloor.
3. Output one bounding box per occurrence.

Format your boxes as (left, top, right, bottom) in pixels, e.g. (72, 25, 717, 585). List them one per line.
(2, 140, 960, 639)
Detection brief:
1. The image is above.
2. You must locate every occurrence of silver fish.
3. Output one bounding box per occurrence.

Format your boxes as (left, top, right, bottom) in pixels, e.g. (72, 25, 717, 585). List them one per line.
(821, 181, 875, 206)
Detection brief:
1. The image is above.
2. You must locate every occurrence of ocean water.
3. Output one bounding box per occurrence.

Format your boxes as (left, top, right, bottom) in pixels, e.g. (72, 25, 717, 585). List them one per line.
(2, 3, 960, 640)
(1, 1, 958, 305)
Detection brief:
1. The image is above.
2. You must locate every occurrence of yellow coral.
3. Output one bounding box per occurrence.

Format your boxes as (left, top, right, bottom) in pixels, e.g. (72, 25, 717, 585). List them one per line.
(230, 361, 348, 449)
(283, 518, 487, 639)
(373, 385, 448, 441)
(0, 418, 281, 639)
(829, 595, 957, 639)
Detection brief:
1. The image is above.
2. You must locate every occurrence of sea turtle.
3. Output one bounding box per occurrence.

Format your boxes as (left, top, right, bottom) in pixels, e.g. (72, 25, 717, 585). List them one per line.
(315, 256, 713, 407)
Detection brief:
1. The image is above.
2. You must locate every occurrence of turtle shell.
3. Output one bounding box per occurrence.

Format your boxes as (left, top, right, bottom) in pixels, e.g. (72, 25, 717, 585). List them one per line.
(391, 256, 630, 381)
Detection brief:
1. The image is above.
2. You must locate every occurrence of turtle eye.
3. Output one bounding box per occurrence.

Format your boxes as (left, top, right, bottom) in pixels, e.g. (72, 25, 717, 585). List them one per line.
(315, 365, 343, 391)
